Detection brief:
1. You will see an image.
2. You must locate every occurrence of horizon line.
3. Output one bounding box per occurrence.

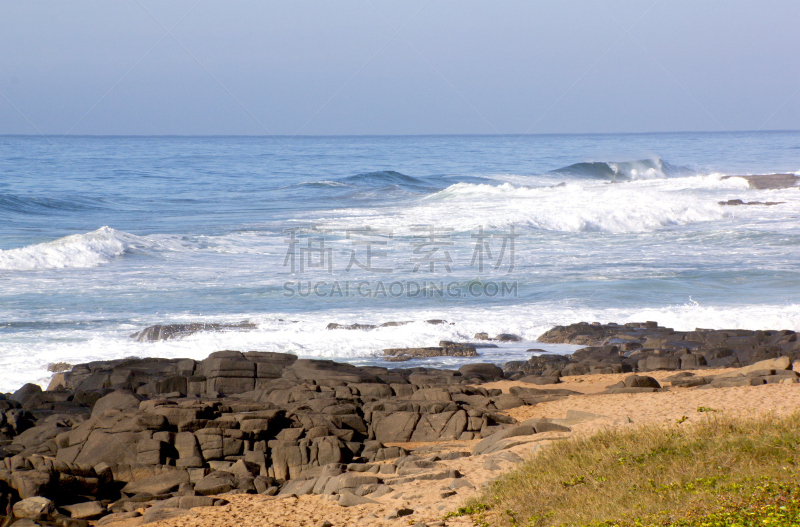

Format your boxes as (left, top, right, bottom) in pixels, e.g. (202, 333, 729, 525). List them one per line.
(1, 129, 799, 139)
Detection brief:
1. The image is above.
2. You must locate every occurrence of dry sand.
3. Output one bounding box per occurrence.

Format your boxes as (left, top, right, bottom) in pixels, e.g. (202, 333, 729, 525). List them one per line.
(106, 368, 800, 527)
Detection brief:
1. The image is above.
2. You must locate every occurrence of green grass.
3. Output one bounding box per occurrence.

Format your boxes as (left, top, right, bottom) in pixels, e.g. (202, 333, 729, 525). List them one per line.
(450, 412, 800, 527)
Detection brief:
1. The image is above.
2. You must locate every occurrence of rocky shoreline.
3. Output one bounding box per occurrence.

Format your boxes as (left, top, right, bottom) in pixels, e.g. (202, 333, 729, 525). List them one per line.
(2, 320, 799, 526)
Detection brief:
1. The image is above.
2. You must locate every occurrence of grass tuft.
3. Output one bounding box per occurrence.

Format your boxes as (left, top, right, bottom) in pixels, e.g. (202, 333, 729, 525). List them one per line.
(457, 412, 800, 526)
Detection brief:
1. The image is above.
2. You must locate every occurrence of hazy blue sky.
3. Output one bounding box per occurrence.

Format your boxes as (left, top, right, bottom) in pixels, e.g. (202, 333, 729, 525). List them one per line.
(1, 1, 798, 135)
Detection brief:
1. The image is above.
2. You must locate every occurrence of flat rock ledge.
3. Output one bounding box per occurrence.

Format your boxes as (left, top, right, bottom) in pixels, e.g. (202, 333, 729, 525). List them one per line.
(383, 341, 479, 360)
(718, 199, 784, 206)
(131, 323, 257, 342)
(720, 173, 800, 189)
(504, 321, 800, 384)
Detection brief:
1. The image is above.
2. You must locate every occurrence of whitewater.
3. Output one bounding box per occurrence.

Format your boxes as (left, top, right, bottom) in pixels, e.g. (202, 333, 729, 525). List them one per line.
(1, 132, 799, 391)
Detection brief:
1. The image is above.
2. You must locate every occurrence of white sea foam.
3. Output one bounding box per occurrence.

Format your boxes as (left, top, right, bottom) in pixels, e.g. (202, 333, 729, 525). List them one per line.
(6, 301, 800, 392)
(0, 227, 140, 271)
(0, 227, 197, 271)
(316, 174, 765, 234)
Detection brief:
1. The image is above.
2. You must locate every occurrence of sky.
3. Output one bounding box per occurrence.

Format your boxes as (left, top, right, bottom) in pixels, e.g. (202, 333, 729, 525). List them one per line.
(1, 0, 799, 136)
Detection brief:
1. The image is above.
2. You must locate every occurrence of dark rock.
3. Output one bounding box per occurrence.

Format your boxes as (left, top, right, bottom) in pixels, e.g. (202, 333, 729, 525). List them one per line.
(326, 323, 377, 330)
(323, 474, 381, 495)
(472, 424, 537, 456)
(11, 384, 43, 406)
(383, 346, 477, 358)
(61, 501, 105, 520)
(508, 386, 581, 398)
(718, 199, 784, 206)
(457, 363, 504, 381)
(11, 471, 54, 499)
(131, 323, 257, 342)
(91, 391, 143, 418)
(623, 375, 661, 389)
(639, 356, 681, 371)
(371, 413, 420, 443)
(519, 354, 570, 375)
(337, 491, 376, 507)
(710, 376, 767, 388)
(283, 360, 379, 384)
(194, 473, 235, 496)
(408, 370, 463, 386)
(495, 334, 522, 342)
(12, 497, 55, 521)
(122, 471, 190, 496)
(386, 507, 414, 519)
(518, 375, 561, 385)
(95, 512, 141, 525)
(139, 506, 197, 524)
(520, 418, 571, 434)
(720, 174, 800, 190)
(490, 394, 524, 411)
(384, 355, 412, 362)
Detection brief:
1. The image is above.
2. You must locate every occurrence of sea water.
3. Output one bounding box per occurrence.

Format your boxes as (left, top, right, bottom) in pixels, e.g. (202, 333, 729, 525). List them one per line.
(1, 132, 799, 391)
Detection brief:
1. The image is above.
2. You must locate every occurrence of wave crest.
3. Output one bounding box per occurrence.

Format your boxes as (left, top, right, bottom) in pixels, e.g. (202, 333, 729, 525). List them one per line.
(339, 171, 428, 187)
(551, 158, 686, 180)
(0, 227, 140, 271)
(401, 175, 743, 233)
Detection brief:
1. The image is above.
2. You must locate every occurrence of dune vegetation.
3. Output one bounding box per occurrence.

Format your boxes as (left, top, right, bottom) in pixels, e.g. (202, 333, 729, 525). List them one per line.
(449, 411, 800, 527)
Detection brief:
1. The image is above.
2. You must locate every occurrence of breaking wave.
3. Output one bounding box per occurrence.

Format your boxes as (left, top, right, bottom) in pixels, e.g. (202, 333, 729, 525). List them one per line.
(338, 170, 431, 188)
(0, 227, 142, 271)
(551, 158, 688, 180)
(385, 174, 750, 234)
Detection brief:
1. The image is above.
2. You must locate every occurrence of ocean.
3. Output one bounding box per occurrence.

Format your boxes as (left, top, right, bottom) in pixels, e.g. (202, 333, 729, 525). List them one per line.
(1, 132, 799, 392)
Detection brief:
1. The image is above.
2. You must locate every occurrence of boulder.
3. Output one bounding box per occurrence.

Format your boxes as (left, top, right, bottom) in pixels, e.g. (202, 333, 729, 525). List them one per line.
(371, 413, 420, 443)
(91, 391, 143, 418)
(472, 424, 537, 456)
(739, 356, 792, 375)
(337, 491, 377, 507)
(61, 501, 105, 520)
(122, 470, 190, 496)
(12, 497, 55, 521)
(11, 384, 43, 406)
(11, 470, 54, 499)
(409, 411, 467, 442)
(520, 418, 571, 433)
(458, 363, 504, 381)
(519, 375, 561, 385)
(639, 356, 681, 371)
(74, 430, 139, 467)
(179, 496, 217, 509)
(491, 394, 525, 411)
(323, 474, 381, 495)
(194, 473, 235, 496)
(623, 375, 661, 389)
